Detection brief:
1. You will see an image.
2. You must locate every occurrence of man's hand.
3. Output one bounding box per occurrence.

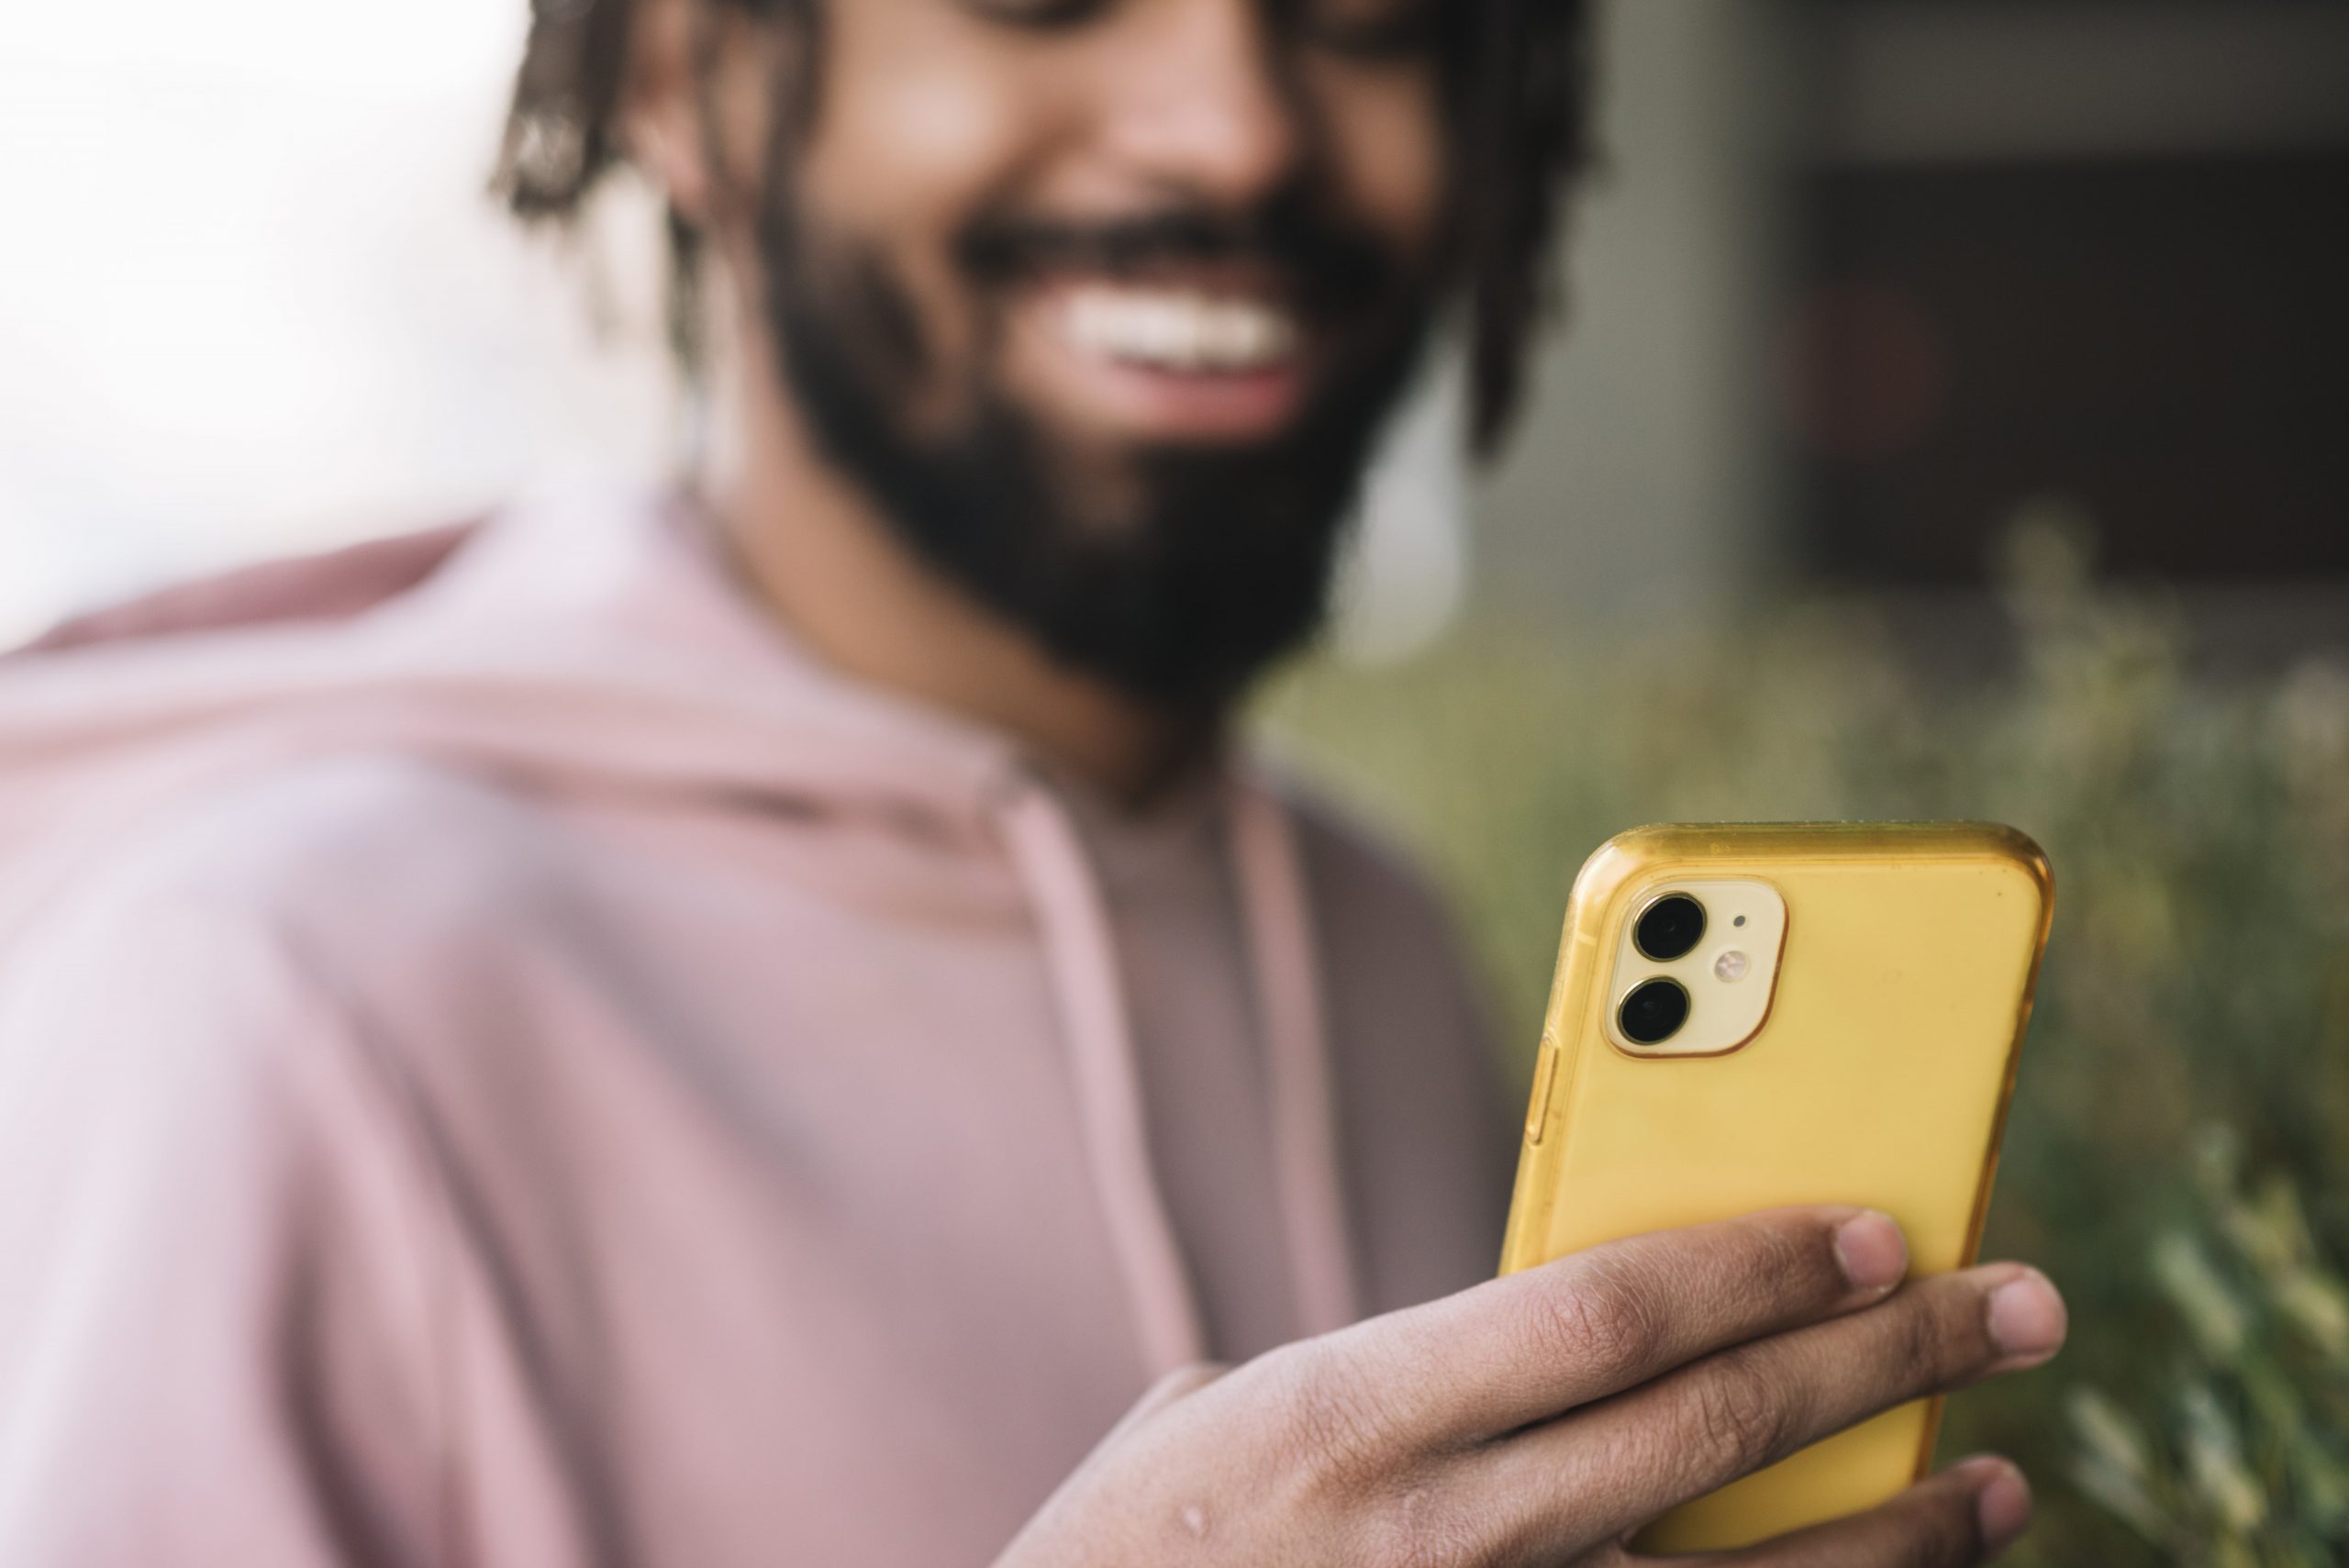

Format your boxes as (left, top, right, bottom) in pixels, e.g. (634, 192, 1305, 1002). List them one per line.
(1000, 1207, 2064, 1566)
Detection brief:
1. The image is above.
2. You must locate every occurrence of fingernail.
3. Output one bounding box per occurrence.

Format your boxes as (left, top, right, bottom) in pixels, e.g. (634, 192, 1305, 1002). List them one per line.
(1964, 1457, 2032, 1553)
(1987, 1270, 2067, 1362)
(1834, 1211, 1909, 1293)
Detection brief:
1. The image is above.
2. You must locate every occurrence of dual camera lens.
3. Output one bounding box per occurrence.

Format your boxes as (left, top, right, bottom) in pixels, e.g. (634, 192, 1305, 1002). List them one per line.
(1620, 895, 1709, 1047)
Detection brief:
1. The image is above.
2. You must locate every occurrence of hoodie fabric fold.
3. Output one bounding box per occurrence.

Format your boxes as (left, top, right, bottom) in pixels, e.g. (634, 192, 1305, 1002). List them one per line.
(0, 492, 1508, 1567)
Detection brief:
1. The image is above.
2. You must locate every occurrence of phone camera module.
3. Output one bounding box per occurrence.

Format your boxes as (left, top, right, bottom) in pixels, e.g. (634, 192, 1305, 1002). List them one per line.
(1633, 895, 1708, 963)
(1619, 978, 1692, 1046)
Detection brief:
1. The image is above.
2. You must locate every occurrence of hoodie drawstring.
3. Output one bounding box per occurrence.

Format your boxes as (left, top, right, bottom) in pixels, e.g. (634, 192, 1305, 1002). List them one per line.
(996, 784, 1210, 1374)
(993, 770, 1360, 1381)
(1227, 773, 1362, 1339)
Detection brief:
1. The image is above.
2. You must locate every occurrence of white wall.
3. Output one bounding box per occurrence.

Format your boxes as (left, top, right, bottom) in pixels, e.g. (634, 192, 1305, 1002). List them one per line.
(0, 2, 680, 642)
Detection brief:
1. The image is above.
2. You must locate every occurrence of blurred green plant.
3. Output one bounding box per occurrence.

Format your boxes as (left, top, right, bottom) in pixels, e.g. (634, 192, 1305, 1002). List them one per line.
(2068, 1128, 2349, 1566)
(1257, 514, 2349, 1564)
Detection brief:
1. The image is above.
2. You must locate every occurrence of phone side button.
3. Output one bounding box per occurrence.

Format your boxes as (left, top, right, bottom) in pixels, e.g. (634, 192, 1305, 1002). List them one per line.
(1524, 1041, 1560, 1146)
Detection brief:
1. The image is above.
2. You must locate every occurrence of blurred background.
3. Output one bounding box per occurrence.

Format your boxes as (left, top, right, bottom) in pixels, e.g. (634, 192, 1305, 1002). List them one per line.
(6, 2, 2347, 1562)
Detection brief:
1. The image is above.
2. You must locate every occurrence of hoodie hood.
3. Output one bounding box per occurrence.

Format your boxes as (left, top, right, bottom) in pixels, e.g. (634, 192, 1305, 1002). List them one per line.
(0, 490, 1359, 1372)
(3, 493, 1022, 858)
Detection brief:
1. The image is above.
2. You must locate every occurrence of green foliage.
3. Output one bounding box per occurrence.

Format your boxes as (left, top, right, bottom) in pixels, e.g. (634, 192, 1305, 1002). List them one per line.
(1256, 522, 2349, 1564)
(2068, 1129, 2349, 1565)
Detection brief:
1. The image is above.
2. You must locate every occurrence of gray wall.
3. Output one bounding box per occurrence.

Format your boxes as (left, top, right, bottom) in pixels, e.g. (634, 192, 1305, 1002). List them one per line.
(1472, 0, 1808, 627)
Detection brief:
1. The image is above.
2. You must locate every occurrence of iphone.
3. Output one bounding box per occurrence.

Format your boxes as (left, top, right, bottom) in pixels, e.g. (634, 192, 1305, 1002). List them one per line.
(1500, 823, 2054, 1551)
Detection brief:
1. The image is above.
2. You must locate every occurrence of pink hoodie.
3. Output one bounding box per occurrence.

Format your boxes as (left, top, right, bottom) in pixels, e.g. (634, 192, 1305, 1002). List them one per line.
(0, 493, 1509, 1567)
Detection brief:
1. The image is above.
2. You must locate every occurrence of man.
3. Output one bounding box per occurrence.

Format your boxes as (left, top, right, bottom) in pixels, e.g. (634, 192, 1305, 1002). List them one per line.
(0, 1, 2065, 1563)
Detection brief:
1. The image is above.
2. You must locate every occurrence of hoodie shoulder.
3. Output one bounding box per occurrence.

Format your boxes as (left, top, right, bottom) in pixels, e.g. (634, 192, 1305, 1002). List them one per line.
(0, 766, 452, 1564)
(20, 752, 585, 1016)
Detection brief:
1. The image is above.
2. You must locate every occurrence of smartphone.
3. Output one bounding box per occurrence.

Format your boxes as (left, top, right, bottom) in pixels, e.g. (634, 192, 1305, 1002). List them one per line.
(1499, 823, 2053, 1553)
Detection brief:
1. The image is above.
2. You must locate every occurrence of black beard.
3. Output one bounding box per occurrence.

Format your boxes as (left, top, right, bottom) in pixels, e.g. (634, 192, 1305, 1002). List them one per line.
(755, 186, 1435, 711)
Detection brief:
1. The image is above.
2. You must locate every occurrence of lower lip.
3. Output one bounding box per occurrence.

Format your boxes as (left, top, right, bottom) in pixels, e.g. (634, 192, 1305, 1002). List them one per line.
(1019, 302, 1313, 443)
(1071, 355, 1309, 441)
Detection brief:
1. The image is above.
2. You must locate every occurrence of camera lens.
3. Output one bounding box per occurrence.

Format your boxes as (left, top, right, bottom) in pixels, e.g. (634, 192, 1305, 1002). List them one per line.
(1633, 895, 1708, 962)
(1619, 978, 1692, 1046)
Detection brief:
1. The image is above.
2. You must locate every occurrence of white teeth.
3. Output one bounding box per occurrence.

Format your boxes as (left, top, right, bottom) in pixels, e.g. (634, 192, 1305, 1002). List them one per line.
(1061, 288, 1301, 373)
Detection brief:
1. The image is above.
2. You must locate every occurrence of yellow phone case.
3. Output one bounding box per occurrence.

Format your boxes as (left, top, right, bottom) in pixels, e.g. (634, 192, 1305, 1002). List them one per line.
(1499, 823, 2053, 1552)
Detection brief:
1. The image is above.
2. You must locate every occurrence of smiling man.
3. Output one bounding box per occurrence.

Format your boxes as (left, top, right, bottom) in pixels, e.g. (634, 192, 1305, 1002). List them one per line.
(0, 3, 2065, 1565)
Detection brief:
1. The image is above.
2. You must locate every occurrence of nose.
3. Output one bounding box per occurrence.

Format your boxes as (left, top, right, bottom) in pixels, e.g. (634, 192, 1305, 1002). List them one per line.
(1097, 0, 1310, 209)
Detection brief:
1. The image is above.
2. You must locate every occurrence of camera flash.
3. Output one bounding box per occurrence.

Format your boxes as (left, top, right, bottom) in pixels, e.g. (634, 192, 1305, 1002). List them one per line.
(1714, 950, 1751, 984)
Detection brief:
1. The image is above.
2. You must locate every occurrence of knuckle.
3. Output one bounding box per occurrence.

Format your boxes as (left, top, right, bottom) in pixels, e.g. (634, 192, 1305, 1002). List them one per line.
(1776, 1215, 1850, 1299)
(1687, 1344, 1800, 1473)
(1527, 1257, 1662, 1373)
(1874, 1296, 1944, 1396)
(1132, 1360, 1229, 1419)
(1157, 1361, 1229, 1399)
(1722, 1216, 1841, 1317)
(1902, 1284, 1991, 1390)
(1356, 1483, 1484, 1568)
(1265, 1342, 1394, 1488)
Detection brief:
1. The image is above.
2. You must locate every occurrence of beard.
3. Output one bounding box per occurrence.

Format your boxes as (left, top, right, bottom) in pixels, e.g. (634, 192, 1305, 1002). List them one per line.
(753, 179, 1439, 711)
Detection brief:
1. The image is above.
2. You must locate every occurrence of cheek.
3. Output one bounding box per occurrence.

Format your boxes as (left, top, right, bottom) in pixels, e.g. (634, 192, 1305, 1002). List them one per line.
(794, 26, 1057, 384)
(815, 68, 1019, 213)
(1308, 67, 1447, 272)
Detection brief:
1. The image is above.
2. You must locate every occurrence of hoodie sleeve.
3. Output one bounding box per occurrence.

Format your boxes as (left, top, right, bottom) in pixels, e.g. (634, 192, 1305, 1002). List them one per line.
(0, 886, 446, 1568)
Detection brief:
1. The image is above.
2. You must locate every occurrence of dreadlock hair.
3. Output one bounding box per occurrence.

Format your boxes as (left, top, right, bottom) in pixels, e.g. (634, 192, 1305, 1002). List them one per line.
(493, 0, 1593, 458)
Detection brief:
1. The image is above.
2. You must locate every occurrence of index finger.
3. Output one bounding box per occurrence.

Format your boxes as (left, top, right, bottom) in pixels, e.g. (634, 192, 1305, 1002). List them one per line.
(1351, 1206, 1909, 1444)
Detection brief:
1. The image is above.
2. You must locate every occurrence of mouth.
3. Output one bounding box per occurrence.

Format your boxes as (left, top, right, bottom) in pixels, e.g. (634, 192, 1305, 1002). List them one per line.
(1010, 273, 1319, 445)
(1060, 285, 1302, 376)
